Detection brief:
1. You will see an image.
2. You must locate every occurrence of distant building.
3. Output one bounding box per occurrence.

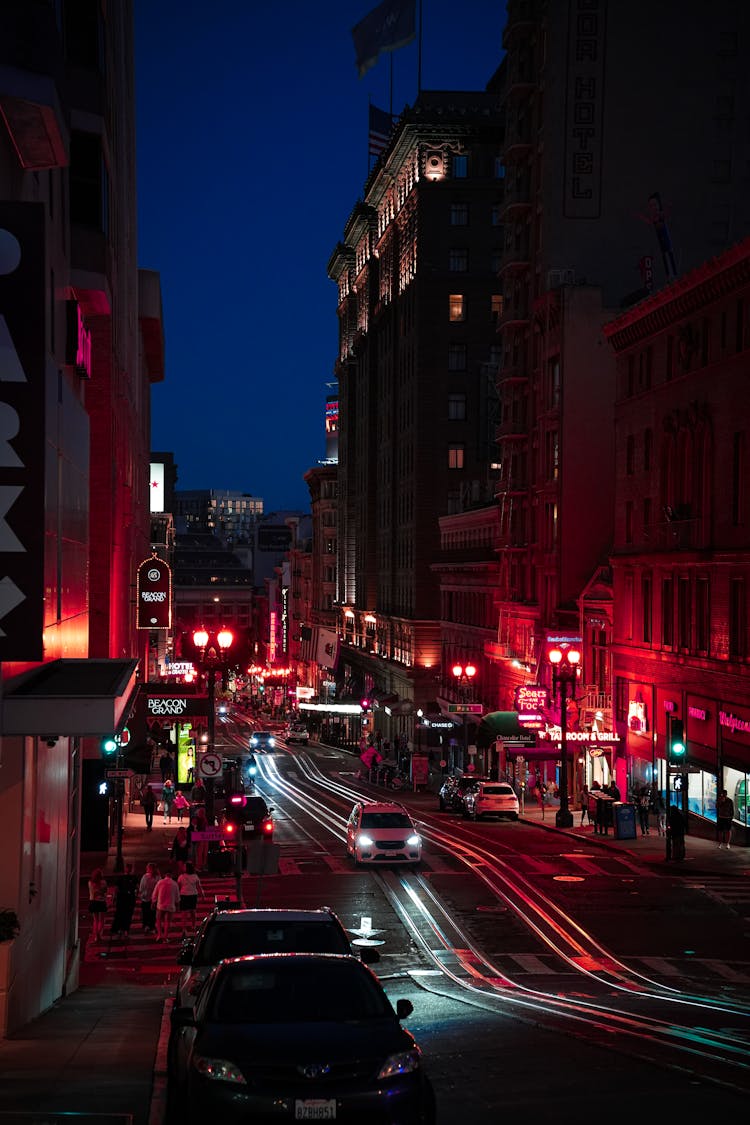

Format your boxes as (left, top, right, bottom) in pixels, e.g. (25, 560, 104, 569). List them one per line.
(174, 489, 263, 543)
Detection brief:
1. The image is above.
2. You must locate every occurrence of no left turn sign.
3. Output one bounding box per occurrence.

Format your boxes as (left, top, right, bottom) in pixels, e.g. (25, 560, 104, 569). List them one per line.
(197, 752, 222, 779)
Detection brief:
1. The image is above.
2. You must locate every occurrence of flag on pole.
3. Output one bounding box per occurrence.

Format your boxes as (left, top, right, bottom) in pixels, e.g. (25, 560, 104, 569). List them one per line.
(352, 0, 416, 79)
(369, 104, 394, 159)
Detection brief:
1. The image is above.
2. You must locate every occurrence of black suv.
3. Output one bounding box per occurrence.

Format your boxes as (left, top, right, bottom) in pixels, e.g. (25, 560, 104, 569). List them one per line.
(438, 773, 490, 811)
(174, 906, 379, 1009)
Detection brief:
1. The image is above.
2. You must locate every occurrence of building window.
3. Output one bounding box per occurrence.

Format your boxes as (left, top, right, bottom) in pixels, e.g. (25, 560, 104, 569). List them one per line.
(626, 434, 635, 476)
(696, 577, 710, 652)
(624, 573, 634, 640)
(453, 154, 468, 178)
(677, 577, 691, 649)
(491, 294, 504, 327)
(643, 497, 652, 536)
(644, 428, 653, 471)
(449, 294, 465, 322)
(449, 248, 468, 272)
(70, 130, 109, 233)
(448, 444, 465, 469)
(448, 343, 467, 370)
(662, 577, 674, 647)
(625, 501, 633, 544)
(448, 393, 466, 420)
(732, 431, 744, 526)
(491, 250, 502, 273)
(642, 573, 652, 643)
(450, 203, 468, 226)
(494, 157, 505, 178)
(729, 577, 746, 658)
(491, 204, 502, 226)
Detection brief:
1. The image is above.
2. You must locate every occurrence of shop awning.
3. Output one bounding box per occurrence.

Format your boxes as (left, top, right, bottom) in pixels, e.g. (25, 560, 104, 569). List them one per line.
(1, 658, 139, 736)
(475, 710, 524, 748)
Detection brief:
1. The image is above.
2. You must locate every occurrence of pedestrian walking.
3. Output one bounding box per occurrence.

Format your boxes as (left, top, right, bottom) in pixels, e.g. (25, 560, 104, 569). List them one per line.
(191, 806, 210, 871)
(637, 787, 651, 836)
(161, 778, 176, 824)
(171, 824, 192, 874)
(666, 803, 686, 861)
(140, 784, 156, 831)
(580, 784, 590, 826)
(87, 867, 109, 944)
(177, 862, 204, 932)
(173, 790, 190, 822)
(716, 789, 735, 849)
(138, 862, 159, 933)
(151, 868, 180, 942)
(190, 777, 207, 807)
(609, 779, 622, 802)
(159, 750, 174, 784)
(651, 788, 666, 836)
(111, 862, 138, 937)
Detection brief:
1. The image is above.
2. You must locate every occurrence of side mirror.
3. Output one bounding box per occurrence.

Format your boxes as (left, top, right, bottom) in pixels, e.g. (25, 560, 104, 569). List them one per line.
(171, 1005, 197, 1027)
(395, 998, 413, 1020)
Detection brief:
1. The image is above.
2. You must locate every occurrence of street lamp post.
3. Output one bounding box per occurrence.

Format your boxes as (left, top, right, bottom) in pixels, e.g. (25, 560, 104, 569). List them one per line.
(451, 662, 477, 772)
(416, 709, 424, 754)
(547, 640, 581, 829)
(193, 627, 234, 825)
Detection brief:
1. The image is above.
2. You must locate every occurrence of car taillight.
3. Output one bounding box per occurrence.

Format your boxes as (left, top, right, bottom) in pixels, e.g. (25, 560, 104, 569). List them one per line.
(262, 819, 273, 835)
(223, 821, 238, 841)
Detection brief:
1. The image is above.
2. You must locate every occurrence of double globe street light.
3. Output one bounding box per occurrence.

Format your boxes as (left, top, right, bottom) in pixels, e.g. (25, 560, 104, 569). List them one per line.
(193, 627, 234, 823)
(546, 639, 581, 829)
(452, 662, 477, 772)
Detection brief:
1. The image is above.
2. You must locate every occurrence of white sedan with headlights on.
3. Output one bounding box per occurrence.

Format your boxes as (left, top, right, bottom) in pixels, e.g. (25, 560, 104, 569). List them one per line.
(346, 801, 422, 866)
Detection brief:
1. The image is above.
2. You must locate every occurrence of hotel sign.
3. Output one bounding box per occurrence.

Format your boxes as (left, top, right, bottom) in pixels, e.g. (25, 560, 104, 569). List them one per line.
(136, 555, 172, 629)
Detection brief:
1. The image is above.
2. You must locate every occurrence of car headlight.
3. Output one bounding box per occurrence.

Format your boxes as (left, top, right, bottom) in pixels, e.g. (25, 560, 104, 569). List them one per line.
(406, 834, 421, 847)
(377, 1049, 421, 1079)
(357, 834, 374, 847)
(250, 738, 258, 747)
(268, 737, 275, 747)
(192, 1054, 247, 1084)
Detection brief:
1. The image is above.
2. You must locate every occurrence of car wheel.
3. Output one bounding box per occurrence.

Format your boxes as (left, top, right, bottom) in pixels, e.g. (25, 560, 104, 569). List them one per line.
(512, 812, 519, 821)
(419, 1077, 437, 1125)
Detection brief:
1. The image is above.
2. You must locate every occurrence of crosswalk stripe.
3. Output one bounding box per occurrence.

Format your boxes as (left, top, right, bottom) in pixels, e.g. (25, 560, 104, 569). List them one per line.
(637, 956, 682, 976)
(507, 953, 555, 974)
(694, 959, 750, 983)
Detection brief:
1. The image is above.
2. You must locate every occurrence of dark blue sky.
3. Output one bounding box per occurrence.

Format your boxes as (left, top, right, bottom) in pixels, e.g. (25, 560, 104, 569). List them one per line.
(135, 0, 505, 510)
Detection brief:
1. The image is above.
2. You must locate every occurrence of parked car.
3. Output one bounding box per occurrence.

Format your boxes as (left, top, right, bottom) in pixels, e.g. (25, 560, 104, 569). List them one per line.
(284, 722, 310, 744)
(346, 800, 422, 865)
(438, 773, 490, 812)
(248, 730, 275, 752)
(168, 953, 434, 1125)
(174, 906, 377, 1011)
(221, 794, 274, 839)
(462, 780, 520, 821)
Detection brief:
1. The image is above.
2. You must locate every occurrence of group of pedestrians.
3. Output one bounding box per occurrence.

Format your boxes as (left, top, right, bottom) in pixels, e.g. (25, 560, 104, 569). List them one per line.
(87, 858, 205, 945)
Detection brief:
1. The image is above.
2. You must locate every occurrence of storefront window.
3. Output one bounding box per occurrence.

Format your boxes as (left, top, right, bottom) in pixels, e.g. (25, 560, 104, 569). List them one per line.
(686, 769, 717, 820)
(724, 766, 750, 825)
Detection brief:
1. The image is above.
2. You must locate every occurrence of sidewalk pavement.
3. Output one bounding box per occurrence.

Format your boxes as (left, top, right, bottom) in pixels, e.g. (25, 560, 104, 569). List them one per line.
(1, 761, 748, 1125)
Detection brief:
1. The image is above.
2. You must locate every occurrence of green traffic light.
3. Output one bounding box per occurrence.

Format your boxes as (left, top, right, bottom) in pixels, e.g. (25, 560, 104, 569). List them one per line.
(101, 736, 118, 756)
(672, 741, 686, 756)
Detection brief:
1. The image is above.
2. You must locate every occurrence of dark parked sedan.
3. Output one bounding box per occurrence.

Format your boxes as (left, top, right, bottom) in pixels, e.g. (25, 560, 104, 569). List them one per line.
(222, 794, 274, 839)
(169, 953, 435, 1124)
(438, 773, 490, 811)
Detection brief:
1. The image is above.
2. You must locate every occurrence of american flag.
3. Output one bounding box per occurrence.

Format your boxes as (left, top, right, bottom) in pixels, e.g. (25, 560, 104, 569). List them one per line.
(369, 104, 394, 160)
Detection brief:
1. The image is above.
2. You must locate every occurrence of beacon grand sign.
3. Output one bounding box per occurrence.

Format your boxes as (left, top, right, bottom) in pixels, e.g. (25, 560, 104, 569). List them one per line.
(136, 555, 172, 630)
(0, 204, 45, 659)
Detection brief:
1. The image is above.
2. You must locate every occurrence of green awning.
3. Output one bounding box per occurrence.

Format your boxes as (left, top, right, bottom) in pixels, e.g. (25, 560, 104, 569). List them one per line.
(475, 711, 523, 748)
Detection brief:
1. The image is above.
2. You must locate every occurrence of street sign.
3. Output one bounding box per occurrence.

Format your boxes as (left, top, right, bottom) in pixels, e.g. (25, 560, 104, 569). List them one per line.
(105, 769, 132, 779)
(197, 752, 222, 779)
(191, 828, 223, 842)
(447, 703, 483, 714)
(502, 733, 537, 747)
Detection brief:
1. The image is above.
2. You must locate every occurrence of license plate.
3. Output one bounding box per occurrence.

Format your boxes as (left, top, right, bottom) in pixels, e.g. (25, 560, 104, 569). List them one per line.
(294, 1099, 336, 1120)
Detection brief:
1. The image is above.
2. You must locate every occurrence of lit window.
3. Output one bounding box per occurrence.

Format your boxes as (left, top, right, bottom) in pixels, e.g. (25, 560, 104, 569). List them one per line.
(494, 158, 506, 179)
(491, 295, 504, 324)
(453, 154, 468, 178)
(448, 444, 465, 469)
(449, 294, 465, 322)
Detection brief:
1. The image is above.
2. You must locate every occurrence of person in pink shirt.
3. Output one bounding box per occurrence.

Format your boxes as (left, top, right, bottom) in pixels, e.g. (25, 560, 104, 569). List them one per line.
(151, 868, 180, 942)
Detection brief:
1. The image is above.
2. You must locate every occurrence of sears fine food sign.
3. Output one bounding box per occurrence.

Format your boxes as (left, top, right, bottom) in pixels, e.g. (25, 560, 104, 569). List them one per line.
(136, 556, 172, 629)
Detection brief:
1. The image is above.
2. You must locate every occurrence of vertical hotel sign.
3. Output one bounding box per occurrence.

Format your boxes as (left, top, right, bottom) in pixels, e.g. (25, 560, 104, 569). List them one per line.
(563, 0, 606, 218)
(136, 555, 172, 629)
(0, 204, 45, 660)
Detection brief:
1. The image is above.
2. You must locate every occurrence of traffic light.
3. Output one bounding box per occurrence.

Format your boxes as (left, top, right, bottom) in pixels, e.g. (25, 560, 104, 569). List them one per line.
(101, 735, 118, 758)
(668, 717, 686, 765)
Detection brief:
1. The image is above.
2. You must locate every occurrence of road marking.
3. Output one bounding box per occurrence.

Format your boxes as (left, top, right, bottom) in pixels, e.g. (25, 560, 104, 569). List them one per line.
(638, 956, 682, 976)
(507, 953, 555, 974)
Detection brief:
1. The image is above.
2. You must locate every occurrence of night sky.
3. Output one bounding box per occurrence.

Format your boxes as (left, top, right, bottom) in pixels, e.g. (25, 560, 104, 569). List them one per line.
(135, 0, 505, 511)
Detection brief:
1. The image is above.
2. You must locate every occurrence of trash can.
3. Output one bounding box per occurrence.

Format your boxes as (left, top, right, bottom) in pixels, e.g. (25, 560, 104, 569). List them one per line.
(613, 801, 637, 840)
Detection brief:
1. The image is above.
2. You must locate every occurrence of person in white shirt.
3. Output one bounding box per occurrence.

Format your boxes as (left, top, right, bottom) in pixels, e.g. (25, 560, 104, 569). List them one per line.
(177, 861, 204, 931)
(151, 869, 180, 942)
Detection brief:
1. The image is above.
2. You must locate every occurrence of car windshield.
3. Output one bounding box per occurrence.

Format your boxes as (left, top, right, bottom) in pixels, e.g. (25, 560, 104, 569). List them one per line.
(244, 798, 269, 817)
(481, 786, 515, 796)
(208, 960, 392, 1023)
(199, 922, 350, 964)
(360, 812, 412, 829)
